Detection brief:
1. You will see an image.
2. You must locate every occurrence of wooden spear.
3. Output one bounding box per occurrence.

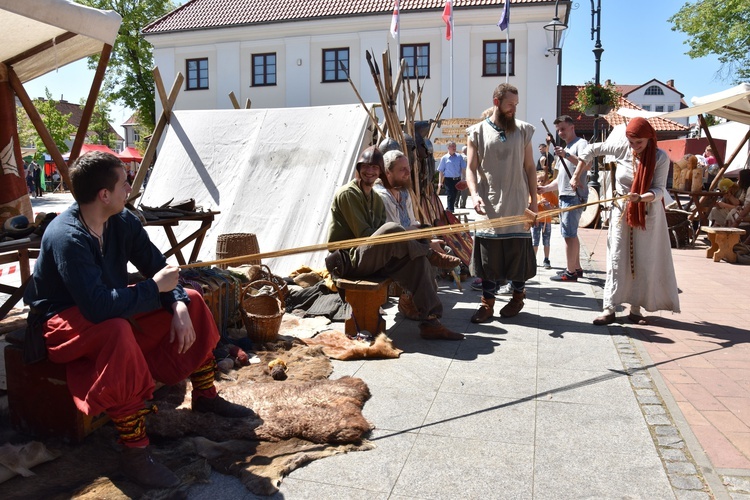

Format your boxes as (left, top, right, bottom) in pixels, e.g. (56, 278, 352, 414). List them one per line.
(339, 61, 385, 139)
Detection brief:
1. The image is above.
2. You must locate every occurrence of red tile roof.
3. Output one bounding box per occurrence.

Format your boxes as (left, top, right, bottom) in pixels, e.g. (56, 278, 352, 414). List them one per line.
(143, 0, 547, 34)
(560, 85, 689, 134)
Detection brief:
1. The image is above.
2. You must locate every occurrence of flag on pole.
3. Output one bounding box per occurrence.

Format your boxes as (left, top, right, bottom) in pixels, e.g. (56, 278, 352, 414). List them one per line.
(497, 0, 510, 31)
(442, 0, 453, 41)
(390, 0, 399, 38)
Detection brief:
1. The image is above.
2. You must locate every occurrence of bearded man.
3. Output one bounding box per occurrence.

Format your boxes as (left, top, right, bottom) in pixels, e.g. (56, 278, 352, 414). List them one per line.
(465, 83, 538, 322)
(326, 146, 463, 340)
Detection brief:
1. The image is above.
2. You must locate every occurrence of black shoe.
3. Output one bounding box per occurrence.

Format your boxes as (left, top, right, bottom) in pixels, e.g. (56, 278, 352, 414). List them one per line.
(121, 446, 180, 489)
(192, 395, 255, 418)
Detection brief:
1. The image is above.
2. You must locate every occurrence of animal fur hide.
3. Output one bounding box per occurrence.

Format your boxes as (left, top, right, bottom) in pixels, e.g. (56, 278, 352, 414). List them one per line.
(0, 441, 59, 484)
(301, 331, 403, 360)
(0, 344, 373, 498)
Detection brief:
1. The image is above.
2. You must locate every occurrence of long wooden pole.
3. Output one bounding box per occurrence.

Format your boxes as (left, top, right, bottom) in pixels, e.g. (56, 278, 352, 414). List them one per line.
(182, 195, 627, 270)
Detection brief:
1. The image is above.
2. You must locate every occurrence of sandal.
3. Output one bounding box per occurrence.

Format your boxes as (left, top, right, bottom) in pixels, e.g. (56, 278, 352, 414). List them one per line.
(628, 313, 648, 325)
(593, 312, 616, 326)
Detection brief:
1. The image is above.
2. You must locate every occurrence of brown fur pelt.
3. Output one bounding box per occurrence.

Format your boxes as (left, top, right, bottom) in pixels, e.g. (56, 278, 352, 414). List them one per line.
(0, 343, 373, 498)
(147, 375, 372, 444)
(301, 330, 403, 360)
(193, 436, 374, 496)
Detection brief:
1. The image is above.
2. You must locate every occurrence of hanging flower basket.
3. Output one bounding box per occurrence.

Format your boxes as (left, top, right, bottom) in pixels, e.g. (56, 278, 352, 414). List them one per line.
(571, 81, 621, 116)
(583, 104, 613, 117)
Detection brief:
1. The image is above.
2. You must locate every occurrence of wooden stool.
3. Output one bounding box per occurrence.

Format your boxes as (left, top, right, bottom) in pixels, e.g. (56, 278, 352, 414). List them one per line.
(4, 328, 109, 442)
(336, 278, 392, 336)
(700, 226, 746, 263)
(452, 209, 470, 223)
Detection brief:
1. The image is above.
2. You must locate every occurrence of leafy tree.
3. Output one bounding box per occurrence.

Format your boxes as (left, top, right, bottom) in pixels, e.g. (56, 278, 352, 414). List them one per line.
(32, 88, 76, 159)
(82, 94, 117, 148)
(79, 0, 176, 131)
(670, 0, 750, 83)
(16, 106, 38, 150)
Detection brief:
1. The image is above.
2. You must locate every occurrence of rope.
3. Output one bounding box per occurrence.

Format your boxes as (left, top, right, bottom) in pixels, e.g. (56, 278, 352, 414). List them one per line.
(181, 195, 629, 270)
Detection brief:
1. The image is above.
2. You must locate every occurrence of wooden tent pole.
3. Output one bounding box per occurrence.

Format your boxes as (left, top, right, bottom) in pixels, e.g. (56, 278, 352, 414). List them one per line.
(69, 43, 112, 164)
(228, 91, 241, 110)
(129, 69, 183, 202)
(8, 68, 71, 192)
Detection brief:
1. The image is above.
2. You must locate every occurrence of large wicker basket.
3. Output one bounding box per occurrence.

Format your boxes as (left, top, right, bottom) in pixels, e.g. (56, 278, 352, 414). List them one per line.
(215, 233, 260, 270)
(240, 279, 284, 343)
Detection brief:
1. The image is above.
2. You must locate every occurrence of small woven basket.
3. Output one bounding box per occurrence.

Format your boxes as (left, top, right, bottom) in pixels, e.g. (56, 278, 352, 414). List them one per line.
(240, 279, 284, 343)
(215, 233, 260, 270)
(256, 264, 289, 303)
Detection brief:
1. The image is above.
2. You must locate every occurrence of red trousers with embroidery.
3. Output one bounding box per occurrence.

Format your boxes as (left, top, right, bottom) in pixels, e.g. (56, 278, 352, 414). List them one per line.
(43, 289, 219, 419)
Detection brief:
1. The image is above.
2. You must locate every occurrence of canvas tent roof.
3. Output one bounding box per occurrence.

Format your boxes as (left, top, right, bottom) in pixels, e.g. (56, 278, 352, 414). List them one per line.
(140, 104, 371, 273)
(0, 0, 121, 83)
(119, 146, 143, 163)
(662, 83, 750, 125)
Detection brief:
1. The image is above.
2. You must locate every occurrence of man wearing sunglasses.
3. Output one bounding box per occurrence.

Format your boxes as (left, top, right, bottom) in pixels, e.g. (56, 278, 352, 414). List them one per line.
(465, 83, 538, 323)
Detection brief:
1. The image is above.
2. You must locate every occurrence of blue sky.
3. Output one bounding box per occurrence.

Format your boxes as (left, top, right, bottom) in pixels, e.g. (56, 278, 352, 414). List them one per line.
(561, 0, 730, 102)
(22, 0, 735, 134)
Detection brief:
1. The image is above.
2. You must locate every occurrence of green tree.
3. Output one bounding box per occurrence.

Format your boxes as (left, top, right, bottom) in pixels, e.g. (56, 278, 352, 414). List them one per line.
(83, 94, 117, 148)
(33, 88, 76, 158)
(79, 0, 176, 131)
(670, 0, 750, 83)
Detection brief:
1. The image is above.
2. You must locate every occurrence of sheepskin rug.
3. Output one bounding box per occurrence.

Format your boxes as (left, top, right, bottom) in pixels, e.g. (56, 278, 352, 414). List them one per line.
(0, 343, 374, 498)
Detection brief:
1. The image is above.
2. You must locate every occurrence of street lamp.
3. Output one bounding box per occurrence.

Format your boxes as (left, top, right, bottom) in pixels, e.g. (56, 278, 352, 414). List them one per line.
(544, 1, 568, 124)
(589, 0, 603, 194)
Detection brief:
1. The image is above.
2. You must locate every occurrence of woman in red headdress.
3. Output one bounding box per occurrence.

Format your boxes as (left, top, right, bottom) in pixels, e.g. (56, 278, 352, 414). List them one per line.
(577, 117, 679, 325)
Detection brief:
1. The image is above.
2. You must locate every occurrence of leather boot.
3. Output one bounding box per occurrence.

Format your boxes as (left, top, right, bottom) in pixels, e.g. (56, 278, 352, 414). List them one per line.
(470, 297, 495, 323)
(120, 446, 180, 489)
(500, 290, 525, 318)
(398, 292, 421, 321)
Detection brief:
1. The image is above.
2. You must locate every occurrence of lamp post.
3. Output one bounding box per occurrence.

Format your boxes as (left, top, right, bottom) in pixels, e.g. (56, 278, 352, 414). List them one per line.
(543, 2, 568, 119)
(589, 0, 603, 194)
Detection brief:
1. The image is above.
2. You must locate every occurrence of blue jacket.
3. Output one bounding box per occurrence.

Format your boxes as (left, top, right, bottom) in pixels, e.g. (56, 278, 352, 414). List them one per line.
(24, 203, 188, 323)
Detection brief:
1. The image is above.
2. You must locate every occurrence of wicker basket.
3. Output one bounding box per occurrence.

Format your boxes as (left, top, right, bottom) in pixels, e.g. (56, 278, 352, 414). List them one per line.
(240, 279, 284, 343)
(215, 233, 260, 270)
(255, 264, 289, 303)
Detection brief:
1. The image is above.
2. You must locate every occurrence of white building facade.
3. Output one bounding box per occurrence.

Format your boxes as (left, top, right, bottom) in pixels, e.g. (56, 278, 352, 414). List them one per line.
(143, 0, 569, 148)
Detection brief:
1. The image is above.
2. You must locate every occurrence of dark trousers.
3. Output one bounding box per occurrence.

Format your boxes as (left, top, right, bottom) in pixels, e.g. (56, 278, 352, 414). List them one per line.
(444, 177, 459, 212)
(350, 222, 442, 320)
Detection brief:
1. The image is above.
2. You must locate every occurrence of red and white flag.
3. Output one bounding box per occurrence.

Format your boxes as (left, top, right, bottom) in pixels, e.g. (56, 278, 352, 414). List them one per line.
(390, 0, 399, 38)
(442, 0, 453, 41)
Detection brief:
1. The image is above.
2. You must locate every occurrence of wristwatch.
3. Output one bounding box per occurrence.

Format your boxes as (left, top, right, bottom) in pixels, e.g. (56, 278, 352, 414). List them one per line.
(564, 152, 571, 159)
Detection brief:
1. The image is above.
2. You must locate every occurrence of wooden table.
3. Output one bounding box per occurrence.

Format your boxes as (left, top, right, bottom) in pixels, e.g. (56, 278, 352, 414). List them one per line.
(144, 211, 219, 265)
(0, 237, 40, 320)
(668, 189, 723, 246)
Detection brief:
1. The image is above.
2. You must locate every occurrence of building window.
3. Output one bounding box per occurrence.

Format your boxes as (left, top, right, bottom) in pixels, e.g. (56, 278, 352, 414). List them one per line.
(401, 44, 430, 79)
(186, 58, 208, 90)
(133, 129, 140, 143)
(645, 85, 664, 96)
(668, 105, 675, 112)
(655, 105, 664, 112)
(322, 48, 349, 82)
(642, 105, 651, 111)
(483, 40, 515, 77)
(252, 53, 276, 86)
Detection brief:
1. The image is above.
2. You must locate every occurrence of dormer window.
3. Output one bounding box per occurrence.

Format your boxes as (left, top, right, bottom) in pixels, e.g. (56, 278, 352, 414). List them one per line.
(645, 85, 664, 96)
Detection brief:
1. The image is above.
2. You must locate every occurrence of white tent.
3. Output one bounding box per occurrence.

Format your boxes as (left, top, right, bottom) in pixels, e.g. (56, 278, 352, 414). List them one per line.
(0, 0, 121, 84)
(140, 105, 371, 274)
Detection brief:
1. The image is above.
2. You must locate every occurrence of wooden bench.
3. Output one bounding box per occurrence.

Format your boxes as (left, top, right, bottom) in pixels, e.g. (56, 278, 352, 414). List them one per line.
(335, 277, 392, 336)
(700, 226, 747, 263)
(4, 328, 109, 442)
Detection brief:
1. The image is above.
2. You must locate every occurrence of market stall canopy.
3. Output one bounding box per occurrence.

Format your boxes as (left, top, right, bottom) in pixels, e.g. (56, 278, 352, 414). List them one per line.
(0, 0, 121, 83)
(62, 143, 118, 160)
(662, 83, 750, 125)
(119, 146, 143, 163)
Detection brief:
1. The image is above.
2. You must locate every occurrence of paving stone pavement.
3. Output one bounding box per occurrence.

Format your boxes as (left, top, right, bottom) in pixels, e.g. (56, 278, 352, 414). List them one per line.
(4, 193, 747, 499)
